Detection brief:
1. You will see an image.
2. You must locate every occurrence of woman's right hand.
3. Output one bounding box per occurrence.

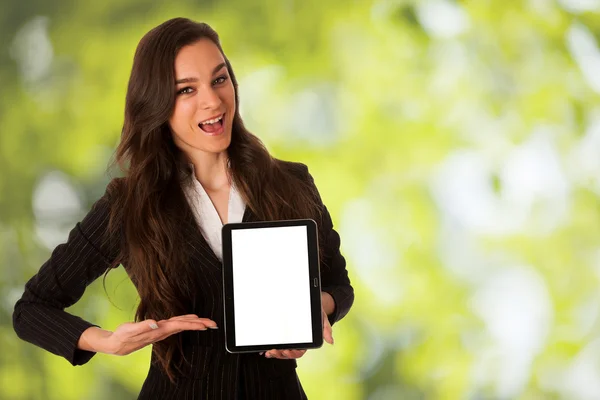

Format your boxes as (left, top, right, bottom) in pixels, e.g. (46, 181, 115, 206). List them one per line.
(106, 314, 217, 356)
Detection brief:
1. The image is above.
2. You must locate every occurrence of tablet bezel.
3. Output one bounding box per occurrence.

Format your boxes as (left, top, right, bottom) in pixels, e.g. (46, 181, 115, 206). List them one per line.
(221, 219, 323, 353)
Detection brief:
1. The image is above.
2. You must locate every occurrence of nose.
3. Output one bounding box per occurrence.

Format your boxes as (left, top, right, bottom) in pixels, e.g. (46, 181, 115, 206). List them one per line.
(197, 85, 222, 110)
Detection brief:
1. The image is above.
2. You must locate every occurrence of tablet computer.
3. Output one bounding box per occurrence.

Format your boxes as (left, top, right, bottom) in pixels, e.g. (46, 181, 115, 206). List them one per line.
(221, 219, 323, 353)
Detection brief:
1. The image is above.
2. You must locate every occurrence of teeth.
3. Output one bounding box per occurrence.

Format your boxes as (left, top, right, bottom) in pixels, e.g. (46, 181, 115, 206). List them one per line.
(200, 115, 223, 125)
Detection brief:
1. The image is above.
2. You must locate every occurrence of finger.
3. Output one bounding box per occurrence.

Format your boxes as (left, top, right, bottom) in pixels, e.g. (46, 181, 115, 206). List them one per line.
(183, 317, 218, 329)
(116, 320, 158, 335)
(281, 350, 305, 359)
(161, 320, 211, 333)
(322, 313, 334, 345)
(133, 317, 217, 340)
(120, 319, 158, 334)
(197, 319, 218, 329)
(121, 319, 160, 341)
(285, 350, 306, 359)
(166, 314, 199, 321)
(266, 349, 300, 359)
(265, 349, 282, 359)
(162, 316, 218, 329)
(158, 315, 196, 324)
(323, 323, 334, 345)
(144, 320, 210, 339)
(140, 319, 213, 343)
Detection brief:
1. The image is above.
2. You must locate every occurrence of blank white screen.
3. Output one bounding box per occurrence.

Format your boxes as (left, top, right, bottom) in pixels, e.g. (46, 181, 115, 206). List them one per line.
(231, 225, 313, 346)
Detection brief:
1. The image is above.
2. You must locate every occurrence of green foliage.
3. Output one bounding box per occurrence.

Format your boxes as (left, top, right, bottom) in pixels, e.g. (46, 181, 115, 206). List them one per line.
(3, 0, 600, 399)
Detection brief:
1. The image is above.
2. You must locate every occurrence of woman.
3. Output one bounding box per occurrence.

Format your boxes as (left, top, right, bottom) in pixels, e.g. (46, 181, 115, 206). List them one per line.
(12, 17, 354, 399)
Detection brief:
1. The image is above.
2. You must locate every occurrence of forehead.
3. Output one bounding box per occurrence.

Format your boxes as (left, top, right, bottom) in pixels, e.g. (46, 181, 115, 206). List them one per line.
(174, 39, 225, 77)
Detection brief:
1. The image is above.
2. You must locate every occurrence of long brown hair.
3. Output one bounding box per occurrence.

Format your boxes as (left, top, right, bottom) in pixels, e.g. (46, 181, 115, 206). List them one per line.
(104, 18, 322, 382)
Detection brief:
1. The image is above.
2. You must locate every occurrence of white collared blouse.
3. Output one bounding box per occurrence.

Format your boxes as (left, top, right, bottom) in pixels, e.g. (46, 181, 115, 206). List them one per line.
(183, 165, 246, 261)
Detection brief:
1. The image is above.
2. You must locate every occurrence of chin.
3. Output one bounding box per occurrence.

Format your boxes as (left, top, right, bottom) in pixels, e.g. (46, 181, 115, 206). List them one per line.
(208, 135, 232, 154)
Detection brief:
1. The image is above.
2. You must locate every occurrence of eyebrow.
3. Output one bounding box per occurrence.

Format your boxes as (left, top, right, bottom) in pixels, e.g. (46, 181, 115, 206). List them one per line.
(175, 62, 227, 84)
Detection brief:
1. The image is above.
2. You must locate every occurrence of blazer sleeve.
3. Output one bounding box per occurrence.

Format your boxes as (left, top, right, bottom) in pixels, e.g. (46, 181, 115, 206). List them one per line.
(303, 166, 354, 327)
(12, 181, 120, 366)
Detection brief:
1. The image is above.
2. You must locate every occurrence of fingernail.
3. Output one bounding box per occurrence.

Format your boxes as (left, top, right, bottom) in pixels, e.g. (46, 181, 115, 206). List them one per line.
(208, 326, 219, 329)
(149, 323, 158, 330)
(259, 352, 264, 356)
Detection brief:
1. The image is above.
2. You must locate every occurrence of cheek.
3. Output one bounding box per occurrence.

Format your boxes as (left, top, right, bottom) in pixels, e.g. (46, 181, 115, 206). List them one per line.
(170, 101, 195, 132)
(222, 84, 236, 110)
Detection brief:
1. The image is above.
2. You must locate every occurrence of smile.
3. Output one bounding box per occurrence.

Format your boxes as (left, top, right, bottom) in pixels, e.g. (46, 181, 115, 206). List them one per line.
(198, 113, 225, 136)
(198, 114, 224, 125)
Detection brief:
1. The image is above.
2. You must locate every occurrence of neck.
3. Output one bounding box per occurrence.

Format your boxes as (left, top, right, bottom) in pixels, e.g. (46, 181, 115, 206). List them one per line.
(188, 150, 230, 191)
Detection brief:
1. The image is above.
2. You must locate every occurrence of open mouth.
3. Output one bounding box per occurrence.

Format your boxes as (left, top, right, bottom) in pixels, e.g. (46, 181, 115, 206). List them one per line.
(198, 114, 224, 134)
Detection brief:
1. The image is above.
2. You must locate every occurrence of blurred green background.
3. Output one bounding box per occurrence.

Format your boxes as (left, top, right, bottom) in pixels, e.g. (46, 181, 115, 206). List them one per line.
(3, 0, 600, 399)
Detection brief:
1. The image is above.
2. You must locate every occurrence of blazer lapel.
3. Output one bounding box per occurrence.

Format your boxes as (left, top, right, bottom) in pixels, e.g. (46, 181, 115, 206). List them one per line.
(188, 206, 258, 268)
(187, 224, 221, 267)
(242, 206, 258, 223)
(182, 201, 221, 268)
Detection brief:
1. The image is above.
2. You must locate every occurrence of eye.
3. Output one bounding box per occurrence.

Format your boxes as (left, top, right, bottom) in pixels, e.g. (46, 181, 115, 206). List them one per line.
(212, 75, 228, 86)
(177, 87, 194, 95)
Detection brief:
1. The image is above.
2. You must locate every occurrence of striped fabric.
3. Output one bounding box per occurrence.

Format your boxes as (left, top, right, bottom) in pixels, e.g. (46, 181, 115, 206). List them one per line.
(12, 163, 354, 399)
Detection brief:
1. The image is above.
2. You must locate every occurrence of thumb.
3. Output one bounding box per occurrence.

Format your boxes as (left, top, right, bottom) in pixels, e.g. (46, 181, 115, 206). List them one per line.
(323, 313, 334, 345)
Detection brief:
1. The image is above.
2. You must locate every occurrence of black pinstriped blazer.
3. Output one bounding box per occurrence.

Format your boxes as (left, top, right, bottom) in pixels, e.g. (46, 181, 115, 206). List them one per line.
(12, 163, 354, 399)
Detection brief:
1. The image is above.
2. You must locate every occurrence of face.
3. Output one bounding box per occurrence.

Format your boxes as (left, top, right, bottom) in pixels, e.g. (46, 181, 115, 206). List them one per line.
(169, 39, 236, 157)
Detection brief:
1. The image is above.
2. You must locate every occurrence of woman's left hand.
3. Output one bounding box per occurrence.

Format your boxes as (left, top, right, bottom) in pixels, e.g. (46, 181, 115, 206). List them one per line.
(262, 348, 307, 359)
(262, 292, 334, 359)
